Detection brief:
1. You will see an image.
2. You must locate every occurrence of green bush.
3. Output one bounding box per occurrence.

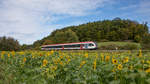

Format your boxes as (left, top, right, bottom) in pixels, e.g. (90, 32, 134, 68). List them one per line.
(141, 44, 150, 50)
(99, 43, 140, 50)
(99, 44, 120, 50)
(120, 44, 139, 50)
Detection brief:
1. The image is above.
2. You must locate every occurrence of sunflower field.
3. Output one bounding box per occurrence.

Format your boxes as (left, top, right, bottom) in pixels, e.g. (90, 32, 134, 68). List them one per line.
(0, 50, 150, 84)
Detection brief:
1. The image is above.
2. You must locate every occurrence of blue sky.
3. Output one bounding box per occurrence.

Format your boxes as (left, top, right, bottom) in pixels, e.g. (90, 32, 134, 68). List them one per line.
(0, 0, 150, 44)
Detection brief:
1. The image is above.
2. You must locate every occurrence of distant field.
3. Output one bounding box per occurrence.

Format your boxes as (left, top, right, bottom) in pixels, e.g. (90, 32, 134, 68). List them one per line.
(97, 42, 141, 50)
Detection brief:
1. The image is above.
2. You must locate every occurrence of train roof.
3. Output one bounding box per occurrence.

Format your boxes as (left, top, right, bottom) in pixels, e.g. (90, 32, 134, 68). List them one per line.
(41, 41, 95, 47)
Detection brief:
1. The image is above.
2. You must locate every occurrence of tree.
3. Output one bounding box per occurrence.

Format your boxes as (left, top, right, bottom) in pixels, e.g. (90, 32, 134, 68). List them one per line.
(0, 36, 20, 51)
(96, 31, 101, 42)
(118, 28, 129, 40)
(52, 29, 79, 43)
(43, 40, 53, 45)
(106, 31, 119, 41)
(113, 17, 121, 21)
(141, 34, 150, 49)
(134, 35, 142, 43)
(21, 44, 33, 50)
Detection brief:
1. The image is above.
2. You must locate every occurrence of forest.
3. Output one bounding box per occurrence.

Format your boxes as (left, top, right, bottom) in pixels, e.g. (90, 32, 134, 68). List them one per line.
(32, 17, 150, 50)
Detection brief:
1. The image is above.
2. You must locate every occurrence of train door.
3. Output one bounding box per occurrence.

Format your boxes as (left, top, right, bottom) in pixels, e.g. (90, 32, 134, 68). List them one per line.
(62, 45, 64, 50)
(85, 44, 88, 49)
(80, 44, 83, 50)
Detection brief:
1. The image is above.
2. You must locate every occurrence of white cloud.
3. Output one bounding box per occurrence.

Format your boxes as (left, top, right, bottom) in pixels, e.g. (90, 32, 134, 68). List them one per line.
(0, 0, 112, 44)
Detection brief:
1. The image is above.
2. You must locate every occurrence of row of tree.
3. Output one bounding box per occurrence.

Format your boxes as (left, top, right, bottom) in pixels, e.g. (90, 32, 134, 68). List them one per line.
(0, 36, 20, 51)
(0, 36, 34, 51)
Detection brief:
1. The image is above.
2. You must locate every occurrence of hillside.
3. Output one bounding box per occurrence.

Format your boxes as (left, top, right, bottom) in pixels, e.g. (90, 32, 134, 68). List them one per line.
(32, 17, 149, 49)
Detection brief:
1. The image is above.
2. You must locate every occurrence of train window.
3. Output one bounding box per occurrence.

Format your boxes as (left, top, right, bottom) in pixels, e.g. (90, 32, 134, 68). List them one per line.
(89, 43, 94, 46)
(55, 46, 62, 48)
(64, 45, 71, 48)
(44, 45, 62, 48)
(75, 44, 80, 47)
(43, 44, 81, 48)
(64, 44, 80, 48)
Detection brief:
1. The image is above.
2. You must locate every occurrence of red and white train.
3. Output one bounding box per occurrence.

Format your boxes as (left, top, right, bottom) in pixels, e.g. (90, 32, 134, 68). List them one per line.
(41, 41, 97, 50)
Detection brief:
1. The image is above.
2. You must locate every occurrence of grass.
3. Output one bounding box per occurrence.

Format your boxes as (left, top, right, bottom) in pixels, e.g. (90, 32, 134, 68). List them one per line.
(97, 41, 141, 49)
(98, 41, 140, 46)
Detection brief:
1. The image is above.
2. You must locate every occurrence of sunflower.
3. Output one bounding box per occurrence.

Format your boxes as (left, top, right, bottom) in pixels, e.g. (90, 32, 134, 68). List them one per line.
(112, 58, 118, 64)
(1, 55, 4, 59)
(23, 57, 27, 63)
(1, 51, 5, 55)
(112, 68, 116, 72)
(123, 57, 129, 63)
(128, 65, 133, 70)
(43, 59, 48, 66)
(79, 61, 86, 68)
(96, 54, 98, 59)
(145, 68, 150, 73)
(147, 60, 150, 64)
(53, 59, 58, 65)
(66, 56, 70, 60)
(117, 64, 123, 70)
(138, 49, 142, 57)
(51, 65, 57, 71)
(40, 53, 42, 56)
(11, 51, 15, 57)
(60, 56, 63, 59)
(141, 60, 145, 64)
(105, 56, 110, 62)
(46, 52, 50, 57)
(101, 54, 104, 61)
(19, 52, 24, 55)
(84, 53, 88, 58)
(67, 59, 71, 64)
(32, 55, 35, 58)
(7, 53, 10, 58)
(59, 61, 64, 66)
(93, 60, 96, 70)
(50, 50, 54, 55)
(57, 58, 61, 63)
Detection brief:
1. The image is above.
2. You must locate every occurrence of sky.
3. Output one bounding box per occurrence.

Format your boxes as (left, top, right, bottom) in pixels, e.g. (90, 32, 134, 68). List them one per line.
(0, 0, 150, 44)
